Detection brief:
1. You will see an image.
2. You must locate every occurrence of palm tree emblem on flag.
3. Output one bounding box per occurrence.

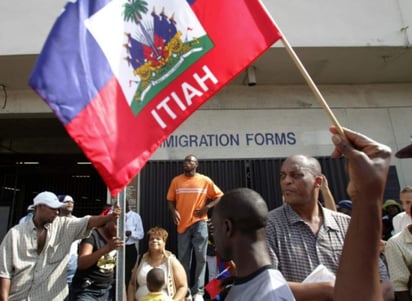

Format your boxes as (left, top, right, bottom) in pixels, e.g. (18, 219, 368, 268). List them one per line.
(88, 0, 213, 115)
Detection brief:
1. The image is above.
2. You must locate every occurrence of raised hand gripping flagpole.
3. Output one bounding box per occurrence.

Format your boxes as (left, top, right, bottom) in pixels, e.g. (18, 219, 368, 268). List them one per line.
(107, 188, 126, 301)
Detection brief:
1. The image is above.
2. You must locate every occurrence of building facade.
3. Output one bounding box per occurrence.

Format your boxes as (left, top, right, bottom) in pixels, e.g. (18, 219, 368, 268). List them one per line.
(0, 0, 411, 242)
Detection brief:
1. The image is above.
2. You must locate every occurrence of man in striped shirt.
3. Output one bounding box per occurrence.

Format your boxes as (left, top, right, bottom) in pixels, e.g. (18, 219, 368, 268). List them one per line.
(265, 154, 394, 301)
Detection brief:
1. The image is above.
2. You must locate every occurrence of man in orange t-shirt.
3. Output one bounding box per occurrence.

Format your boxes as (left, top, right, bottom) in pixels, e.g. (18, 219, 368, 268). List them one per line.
(167, 154, 223, 301)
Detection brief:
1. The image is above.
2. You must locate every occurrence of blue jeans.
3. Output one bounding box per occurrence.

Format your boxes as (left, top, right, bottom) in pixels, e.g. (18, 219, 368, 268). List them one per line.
(178, 221, 208, 296)
(70, 285, 113, 301)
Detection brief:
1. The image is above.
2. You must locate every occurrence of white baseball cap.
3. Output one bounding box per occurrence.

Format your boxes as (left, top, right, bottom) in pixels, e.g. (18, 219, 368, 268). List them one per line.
(64, 195, 74, 203)
(58, 195, 74, 203)
(32, 191, 64, 209)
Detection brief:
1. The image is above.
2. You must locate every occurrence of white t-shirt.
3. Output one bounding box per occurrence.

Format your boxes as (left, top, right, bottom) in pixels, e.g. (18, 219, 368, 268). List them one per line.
(393, 212, 412, 234)
(225, 265, 295, 301)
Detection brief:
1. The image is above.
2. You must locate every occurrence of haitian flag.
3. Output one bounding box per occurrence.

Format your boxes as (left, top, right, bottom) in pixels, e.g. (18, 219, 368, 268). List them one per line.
(29, 0, 282, 196)
(205, 267, 232, 300)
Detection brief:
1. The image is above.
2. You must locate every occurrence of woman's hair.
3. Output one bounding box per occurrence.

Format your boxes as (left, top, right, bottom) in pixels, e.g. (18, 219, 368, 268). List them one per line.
(147, 226, 168, 242)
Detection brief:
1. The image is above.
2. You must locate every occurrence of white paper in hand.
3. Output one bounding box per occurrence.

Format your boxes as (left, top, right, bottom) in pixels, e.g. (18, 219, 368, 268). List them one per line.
(302, 264, 336, 283)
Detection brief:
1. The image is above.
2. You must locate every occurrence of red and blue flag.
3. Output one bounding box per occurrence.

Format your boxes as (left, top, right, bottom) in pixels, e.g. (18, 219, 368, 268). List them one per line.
(29, 0, 282, 196)
(205, 267, 232, 300)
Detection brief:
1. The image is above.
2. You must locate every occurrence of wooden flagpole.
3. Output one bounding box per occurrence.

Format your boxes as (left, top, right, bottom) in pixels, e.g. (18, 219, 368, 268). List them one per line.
(261, 3, 345, 138)
(279, 36, 345, 138)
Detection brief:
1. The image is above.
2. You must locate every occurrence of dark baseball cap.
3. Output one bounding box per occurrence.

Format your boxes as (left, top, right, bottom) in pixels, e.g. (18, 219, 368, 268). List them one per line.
(396, 143, 412, 158)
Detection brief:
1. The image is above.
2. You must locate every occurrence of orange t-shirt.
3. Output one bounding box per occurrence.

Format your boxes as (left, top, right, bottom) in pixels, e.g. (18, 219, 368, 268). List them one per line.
(167, 173, 223, 233)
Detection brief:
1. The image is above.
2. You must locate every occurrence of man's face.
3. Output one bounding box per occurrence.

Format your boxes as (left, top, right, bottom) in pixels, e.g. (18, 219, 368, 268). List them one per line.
(211, 210, 231, 262)
(183, 156, 198, 172)
(386, 205, 401, 217)
(37, 204, 60, 223)
(280, 157, 319, 206)
(64, 201, 74, 212)
(400, 192, 412, 216)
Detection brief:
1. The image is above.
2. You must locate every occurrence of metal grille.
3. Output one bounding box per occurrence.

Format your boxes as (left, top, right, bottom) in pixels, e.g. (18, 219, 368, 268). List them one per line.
(138, 159, 247, 255)
(0, 155, 107, 228)
(138, 156, 399, 255)
(0, 155, 402, 245)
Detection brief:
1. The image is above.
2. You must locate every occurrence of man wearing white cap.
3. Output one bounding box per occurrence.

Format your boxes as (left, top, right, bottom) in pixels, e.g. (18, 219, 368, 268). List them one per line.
(0, 191, 121, 301)
(59, 194, 75, 217)
(392, 186, 412, 234)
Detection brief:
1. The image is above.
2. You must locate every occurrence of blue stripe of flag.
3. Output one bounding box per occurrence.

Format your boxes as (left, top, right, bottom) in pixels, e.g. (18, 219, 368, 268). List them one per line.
(29, 0, 115, 125)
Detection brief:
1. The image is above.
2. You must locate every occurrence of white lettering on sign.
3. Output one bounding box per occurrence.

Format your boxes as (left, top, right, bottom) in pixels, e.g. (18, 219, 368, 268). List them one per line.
(151, 65, 218, 129)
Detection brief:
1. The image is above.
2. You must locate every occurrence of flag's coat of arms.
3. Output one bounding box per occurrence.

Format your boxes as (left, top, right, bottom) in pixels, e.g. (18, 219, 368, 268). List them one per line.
(29, 0, 282, 196)
(86, 0, 213, 115)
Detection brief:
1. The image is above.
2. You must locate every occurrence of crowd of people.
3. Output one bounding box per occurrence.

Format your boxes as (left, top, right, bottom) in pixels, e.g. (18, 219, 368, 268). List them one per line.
(0, 126, 411, 301)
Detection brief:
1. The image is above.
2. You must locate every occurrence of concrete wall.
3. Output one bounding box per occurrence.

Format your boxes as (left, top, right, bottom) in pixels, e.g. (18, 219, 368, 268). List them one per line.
(4, 83, 411, 187)
(1, 0, 411, 55)
(0, 0, 66, 55)
(150, 84, 412, 189)
(263, 0, 412, 47)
